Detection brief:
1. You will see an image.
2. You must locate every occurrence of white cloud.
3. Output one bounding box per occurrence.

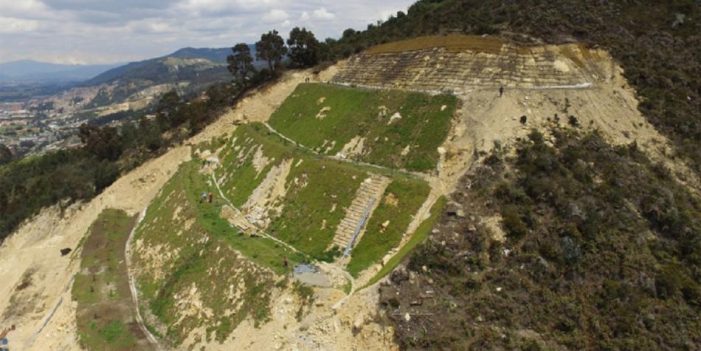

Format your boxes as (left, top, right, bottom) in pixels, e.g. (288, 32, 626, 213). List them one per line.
(0, 0, 50, 16)
(312, 7, 335, 20)
(0, 0, 416, 64)
(127, 19, 176, 34)
(177, 0, 278, 15)
(263, 9, 289, 23)
(0, 17, 40, 33)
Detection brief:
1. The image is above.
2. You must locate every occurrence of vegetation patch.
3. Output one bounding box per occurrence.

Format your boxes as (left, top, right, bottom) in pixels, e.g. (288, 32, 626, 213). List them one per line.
(362, 196, 446, 288)
(72, 209, 150, 351)
(365, 34, 526, 55)
(382, 128, 701, 349)
(132, 160, 287, 346)
(268, 152, 366, 259)
(215, 123, 368, 259)
(216, 124, 289, 207)
(347, 178, 431, 277)
(268, 83, 455, 172)
(0, 150, 119, 240)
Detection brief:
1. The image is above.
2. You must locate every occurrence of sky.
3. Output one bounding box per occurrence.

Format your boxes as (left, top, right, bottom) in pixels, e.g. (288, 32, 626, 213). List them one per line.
(0, 0, 415, 65)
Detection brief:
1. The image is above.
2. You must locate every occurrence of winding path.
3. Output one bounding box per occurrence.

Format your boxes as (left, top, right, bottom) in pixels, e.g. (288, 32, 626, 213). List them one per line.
(262, 122, 430, 181)
(125, 209, 163, 350)
(210, 172, 305, 257)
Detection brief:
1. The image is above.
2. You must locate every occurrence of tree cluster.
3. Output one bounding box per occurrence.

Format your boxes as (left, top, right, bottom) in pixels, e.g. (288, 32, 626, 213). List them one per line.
(227, 27, 329, 88)
(0, 82, 241, 241)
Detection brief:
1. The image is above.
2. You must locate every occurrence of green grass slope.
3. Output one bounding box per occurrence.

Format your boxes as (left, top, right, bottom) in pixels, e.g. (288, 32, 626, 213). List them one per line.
(215, 124, 368, 259)
(268, 83, 456, 172)
(72, 209, 149, 351)
(132, 161, 285, 346)
(348, 179, 431, 276)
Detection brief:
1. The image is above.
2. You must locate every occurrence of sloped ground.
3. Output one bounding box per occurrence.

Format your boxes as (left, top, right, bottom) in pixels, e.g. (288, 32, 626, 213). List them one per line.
(131, 161, 278, 347)
(0, 145, 191, 351)
(333, 35, 610, 92)
(336, 35, 700, 201)
(381, 128, 701, 349)
(0, 68, 317, 351)
(4, 34, 689, 351)
(332, 35, 701, 349)
(130, 79, 444, 347)
(124, 36, 696, 350)
(71, 209, 150, 351)
(132, 127, 433, 348)
(268, 83, 457, 172)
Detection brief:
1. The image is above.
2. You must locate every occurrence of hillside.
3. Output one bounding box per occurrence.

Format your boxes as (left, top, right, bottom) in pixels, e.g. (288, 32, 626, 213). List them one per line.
(0, 1, 700, 351)
(333, 0, 701, 172)
(75, 46, 265, 110)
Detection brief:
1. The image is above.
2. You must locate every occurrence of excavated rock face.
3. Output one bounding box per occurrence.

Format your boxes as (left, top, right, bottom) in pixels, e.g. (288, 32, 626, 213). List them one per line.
(333, 36, 611, 93)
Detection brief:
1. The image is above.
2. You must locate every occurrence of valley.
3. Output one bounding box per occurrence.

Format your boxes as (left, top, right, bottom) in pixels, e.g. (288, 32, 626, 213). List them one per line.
(0, 48, 237, 158)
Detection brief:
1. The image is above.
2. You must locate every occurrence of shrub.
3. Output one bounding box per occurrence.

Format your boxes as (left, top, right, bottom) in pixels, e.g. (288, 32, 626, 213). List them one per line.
(501, 205, 528, 239)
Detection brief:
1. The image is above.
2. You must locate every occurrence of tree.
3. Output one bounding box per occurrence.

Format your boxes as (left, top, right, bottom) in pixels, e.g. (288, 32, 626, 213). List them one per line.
(155, 90, 182, 128)
(255, 30, 287, 73)
(78, 124, 123, 161)
(287, 27, 320, 68)
(0, 144, 12, 165)
(227, 43, 256, 87)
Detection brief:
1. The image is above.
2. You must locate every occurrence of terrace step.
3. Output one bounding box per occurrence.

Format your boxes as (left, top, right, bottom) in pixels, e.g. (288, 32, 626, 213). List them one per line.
(331, 45, 604, 93)
(330, 175, 391, 255)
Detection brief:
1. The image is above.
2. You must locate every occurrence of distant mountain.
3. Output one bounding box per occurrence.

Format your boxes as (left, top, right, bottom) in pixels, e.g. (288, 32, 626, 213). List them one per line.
(1, 46, 261, 106)
(86, 46, 266, 87)
(0, 60, 120, 83)
(79, 47, 261, 108)
(169, 47, 231, 63)
(85, 56, 227, 86)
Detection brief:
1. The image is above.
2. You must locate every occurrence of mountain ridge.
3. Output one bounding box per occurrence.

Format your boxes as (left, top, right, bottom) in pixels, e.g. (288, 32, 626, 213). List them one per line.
(0, 60, 121, 83)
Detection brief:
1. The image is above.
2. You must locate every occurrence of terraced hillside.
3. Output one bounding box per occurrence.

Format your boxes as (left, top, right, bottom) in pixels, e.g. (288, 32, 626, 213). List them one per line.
(6, 29, 694, 351)
(119, 36, 689, 349)
(333, 35, 612, 93)
(129, 84, 445, 346)
(268, 83, 457, 172)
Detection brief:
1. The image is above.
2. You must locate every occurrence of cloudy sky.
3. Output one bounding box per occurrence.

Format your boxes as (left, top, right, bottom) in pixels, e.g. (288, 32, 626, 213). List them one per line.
(0, 0, 414, 65)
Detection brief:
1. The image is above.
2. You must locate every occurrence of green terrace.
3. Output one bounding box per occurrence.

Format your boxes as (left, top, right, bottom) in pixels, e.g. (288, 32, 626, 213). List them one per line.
(131, 160, 279, 346)
(268, 83, 456, 172)
(128, 81, 456, 343)
(212, 123, 433, 267)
